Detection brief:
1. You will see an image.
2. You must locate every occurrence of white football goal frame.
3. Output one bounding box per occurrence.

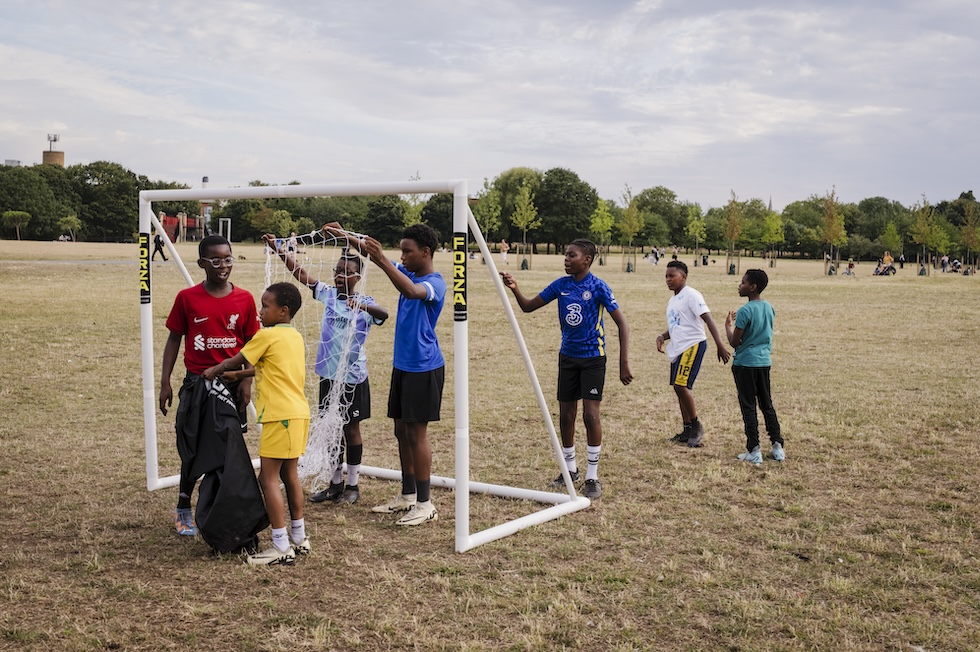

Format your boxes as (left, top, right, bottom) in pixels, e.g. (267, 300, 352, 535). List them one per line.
(138, 179, 590, 552)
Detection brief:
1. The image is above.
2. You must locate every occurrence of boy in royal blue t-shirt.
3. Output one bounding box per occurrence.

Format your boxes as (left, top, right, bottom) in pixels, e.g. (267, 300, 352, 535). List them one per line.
(724, 269, 784, 465)
(324, 222, 446, 526)
(501, 238, 632, 499)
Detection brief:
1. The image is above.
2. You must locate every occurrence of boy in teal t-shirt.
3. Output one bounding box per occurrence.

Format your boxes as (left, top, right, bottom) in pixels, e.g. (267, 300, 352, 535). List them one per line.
(724, 269, 784, 465)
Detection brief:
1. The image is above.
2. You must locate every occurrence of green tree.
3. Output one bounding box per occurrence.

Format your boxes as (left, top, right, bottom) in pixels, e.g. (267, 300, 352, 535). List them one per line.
(909, 197, 935, 274)
(58, 213, 82, 241)
(617, 185, 643, 247)
(494, 167, 542, 240)
(820, 188, 847, 273)
(723, 191, 744, 271)
(2, 210, 31, 240)
(472, 177, 502, 241)
(0, 165, 64, 240)
(67, 161, 139, 242)
(879, 222, 902, 256)
(635, 185, 684, 245)
(536, 167, 598, 251)
(420, 192, 454, 243)
(402, 171, 424, 227)
(961, 202, 980, 269)
(511, 183, 540, 261)
(761, 209, 785, 260)
(589, 198, 615, 264)
(362, 195, 407, 246)
(685, 205, 707, 256)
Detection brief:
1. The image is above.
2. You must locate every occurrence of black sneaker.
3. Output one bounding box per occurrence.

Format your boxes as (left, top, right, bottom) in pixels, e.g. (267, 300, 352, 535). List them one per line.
(549, 470, 580, 489)
(668, 429, 690, 444)
(686, 421, 705, 448)
(310, 481, 344, 503)
(583, 478, 602, 499)
(334, 485, 360, 504)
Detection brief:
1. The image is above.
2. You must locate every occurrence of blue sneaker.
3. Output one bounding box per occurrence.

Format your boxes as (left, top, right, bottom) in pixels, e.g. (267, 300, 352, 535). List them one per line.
(769, 442, 785, 462)
(174, 508, 198, 536)
(737, 447, 763, 465)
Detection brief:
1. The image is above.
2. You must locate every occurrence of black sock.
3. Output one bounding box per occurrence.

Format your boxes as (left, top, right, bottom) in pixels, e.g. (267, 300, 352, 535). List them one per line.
(176, 493, 191, 510)
(417, 479, 431, 503)
(401, 473, 416, 496)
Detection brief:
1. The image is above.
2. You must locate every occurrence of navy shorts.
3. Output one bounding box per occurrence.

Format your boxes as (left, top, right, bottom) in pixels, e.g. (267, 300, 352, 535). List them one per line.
(669, 341, 706, 389)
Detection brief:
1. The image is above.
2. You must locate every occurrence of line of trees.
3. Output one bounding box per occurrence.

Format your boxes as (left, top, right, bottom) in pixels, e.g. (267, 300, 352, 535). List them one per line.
(2, 160, 978, 266)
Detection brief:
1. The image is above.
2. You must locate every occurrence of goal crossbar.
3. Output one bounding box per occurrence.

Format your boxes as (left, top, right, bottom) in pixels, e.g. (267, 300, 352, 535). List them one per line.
(138, 179, 589, 553)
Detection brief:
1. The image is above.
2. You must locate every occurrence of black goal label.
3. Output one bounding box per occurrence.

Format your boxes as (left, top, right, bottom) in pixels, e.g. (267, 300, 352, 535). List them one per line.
(452, 231, 466, 322)
(139, 232, 151, 304)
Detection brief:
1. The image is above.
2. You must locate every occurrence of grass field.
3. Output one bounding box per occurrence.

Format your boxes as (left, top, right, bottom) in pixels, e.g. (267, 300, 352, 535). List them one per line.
(1, 239, 978, 651)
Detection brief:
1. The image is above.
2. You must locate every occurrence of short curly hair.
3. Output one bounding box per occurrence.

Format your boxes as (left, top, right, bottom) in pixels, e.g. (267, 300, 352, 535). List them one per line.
(265, 282, 303, 318)
(403, 223, 439, 256)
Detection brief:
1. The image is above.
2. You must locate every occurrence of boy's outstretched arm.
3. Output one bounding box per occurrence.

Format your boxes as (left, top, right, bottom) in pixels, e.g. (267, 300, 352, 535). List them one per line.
(702, 312, 731, 363)
(499, 272, 546, 312)
(202, 352, 248, 381)
(609, 308, 633, 385)
(264, 233, 317, 288)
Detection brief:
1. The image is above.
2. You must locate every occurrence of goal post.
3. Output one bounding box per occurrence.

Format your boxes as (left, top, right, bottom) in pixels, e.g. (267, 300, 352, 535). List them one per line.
(138, 180, 589, 553)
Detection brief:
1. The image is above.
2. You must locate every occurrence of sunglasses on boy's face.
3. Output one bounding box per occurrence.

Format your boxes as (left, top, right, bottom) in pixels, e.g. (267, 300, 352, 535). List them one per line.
(201, 256, 235, 268)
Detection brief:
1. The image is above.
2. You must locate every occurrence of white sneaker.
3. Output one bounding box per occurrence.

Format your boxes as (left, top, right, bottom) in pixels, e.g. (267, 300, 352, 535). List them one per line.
(395, 501, 438, 526)
(769, 442, 785, 462)
(737, 447, 763, 465)
(291, 538, 311, 556)
(371, 492, 417, 514)
(246, 545, 296, 566)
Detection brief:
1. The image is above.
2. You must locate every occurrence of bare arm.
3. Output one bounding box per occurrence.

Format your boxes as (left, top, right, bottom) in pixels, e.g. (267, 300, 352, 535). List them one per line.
(202, 351, 248, 381)
(608, 307, 633, 385)
(725, 309, 744, 348)
(159, 331, 182, 415)
(702, 312, 731, 363)
(349, 296, 389, 323)
(264, 233, 318, 288)
(499, 272, 547, 312)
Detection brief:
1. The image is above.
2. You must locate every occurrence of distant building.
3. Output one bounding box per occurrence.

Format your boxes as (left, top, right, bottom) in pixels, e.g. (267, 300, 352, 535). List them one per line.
(4, 159, 21, 167)
(158, 211, 205, 242)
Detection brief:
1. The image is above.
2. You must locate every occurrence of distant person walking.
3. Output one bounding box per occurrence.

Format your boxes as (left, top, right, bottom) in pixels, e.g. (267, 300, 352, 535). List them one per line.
(152, 233, 168, 261)
(499, 239, 510, 266)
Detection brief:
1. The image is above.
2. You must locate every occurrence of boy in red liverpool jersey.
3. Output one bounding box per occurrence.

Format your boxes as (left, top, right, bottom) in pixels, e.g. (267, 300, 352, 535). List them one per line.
(159, 235, 260, 536)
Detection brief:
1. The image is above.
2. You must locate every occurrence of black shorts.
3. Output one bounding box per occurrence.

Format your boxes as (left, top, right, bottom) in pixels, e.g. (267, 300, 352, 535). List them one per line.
(319, 377, 371, 424)
(388, 366, 445, 423)
(557, 354, 606, 402)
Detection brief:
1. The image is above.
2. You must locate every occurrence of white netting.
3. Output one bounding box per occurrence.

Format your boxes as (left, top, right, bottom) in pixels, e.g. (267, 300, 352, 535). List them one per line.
(263, 229, 371, 491)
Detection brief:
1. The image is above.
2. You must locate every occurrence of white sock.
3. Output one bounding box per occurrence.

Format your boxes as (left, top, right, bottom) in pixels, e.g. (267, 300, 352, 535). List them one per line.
(562, 446, 578, 473)
(347, 464, 361, 487)
(290, 518, 305, 544)
(331, 465, 344, 485)
(271, 527, 290, 552)
(586, 445, 601, 481)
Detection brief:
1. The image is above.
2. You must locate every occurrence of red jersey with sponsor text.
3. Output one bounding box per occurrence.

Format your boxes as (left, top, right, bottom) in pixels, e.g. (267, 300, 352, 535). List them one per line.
(165, 283, 260, 375)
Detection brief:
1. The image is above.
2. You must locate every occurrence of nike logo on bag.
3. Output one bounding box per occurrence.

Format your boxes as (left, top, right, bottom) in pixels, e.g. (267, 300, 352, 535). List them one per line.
(194, 316, 208, 324)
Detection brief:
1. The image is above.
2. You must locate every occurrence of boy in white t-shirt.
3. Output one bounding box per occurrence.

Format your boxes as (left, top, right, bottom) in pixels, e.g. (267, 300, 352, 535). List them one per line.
(655, 261, 731, 447)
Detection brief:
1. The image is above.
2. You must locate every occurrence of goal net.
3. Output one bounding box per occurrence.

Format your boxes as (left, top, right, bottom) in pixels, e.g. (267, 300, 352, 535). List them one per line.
(138, 180, 590, 552)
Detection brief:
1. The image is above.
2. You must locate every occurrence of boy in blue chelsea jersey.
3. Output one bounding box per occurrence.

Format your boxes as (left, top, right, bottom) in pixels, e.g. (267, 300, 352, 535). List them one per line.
(501, 238, 632, 500)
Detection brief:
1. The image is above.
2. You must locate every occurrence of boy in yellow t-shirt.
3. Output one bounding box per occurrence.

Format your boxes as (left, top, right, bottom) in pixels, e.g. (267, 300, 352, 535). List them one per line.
(203, 282, 309, 566)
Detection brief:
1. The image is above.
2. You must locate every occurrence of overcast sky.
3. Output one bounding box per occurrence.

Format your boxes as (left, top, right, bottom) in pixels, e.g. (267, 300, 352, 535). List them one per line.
(2, 1, 978, 211)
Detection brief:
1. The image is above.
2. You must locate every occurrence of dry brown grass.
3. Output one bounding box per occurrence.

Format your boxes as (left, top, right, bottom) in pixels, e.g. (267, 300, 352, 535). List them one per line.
(1, 240, 978, 651)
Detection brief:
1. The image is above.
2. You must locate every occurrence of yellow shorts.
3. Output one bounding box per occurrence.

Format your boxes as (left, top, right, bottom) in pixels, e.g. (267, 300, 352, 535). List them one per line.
(259, 418, 309, 459)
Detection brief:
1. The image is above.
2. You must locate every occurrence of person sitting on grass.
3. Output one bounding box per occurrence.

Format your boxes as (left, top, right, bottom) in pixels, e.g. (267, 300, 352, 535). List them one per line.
(500, 238, 632, 500)
(203, 282, 310, 566)
(263, 233, 388, 506)
(724, 269, 784, 466)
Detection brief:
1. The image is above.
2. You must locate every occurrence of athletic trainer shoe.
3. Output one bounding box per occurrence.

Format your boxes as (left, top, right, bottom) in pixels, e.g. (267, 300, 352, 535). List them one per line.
(246, 545, 296, 566)
(335, 485, 360, 504)
(371, 492, 417, 514)
(310, 481, 345, 503)
(769, 442, 785, 462)
(395, 501, 438, 526)
(668, 425, 691, 444)
(549, 470, 580, 489)
(583, 478, 603, 499)
(174, 508, 198, 536)
(686, 421, 705, 448)
(737, 447, 763, 465)
(291, 538, 311, 556)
